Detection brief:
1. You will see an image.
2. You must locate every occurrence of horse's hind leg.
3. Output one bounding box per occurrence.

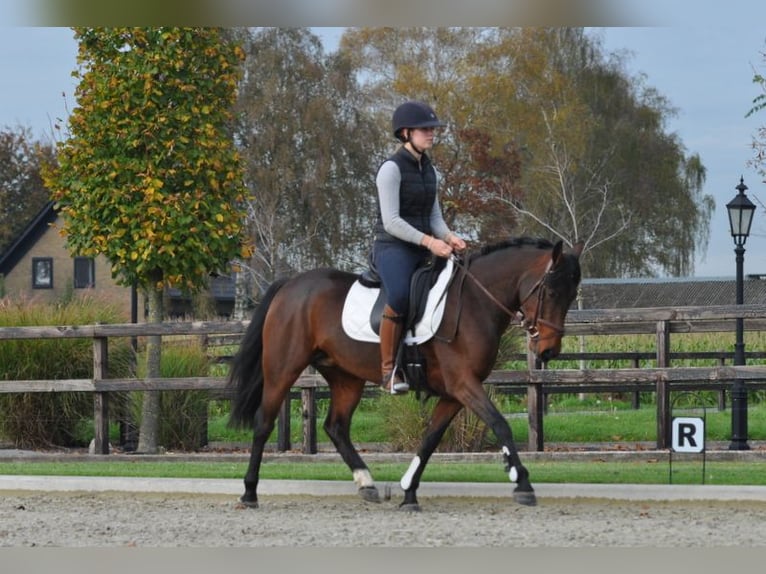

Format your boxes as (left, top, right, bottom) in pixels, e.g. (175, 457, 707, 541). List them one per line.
(319, 369, 381, 503)
(242, 360, 309, 507)
(240, 408, 275, 508)
(399, 397, 463, 511)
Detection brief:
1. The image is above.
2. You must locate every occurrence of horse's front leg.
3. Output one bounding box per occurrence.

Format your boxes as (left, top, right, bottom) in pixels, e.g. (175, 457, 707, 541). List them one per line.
(320, 371, 382, 503)
(399, 397, 463, 511)
(456, 384, 536, 506)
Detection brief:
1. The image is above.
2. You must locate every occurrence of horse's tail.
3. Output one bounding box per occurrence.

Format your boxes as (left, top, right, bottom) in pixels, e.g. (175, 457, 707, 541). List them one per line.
(227, 277, 289, 429)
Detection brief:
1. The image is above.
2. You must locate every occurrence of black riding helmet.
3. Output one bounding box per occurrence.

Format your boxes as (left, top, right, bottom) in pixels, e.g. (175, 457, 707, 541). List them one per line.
(392, 101, 446, 142)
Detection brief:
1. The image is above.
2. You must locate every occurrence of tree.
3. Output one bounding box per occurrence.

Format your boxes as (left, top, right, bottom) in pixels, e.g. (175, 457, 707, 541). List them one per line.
(338, 27, 522, 241)
(465, 28, 713, 277)
(43, 27, 249, 453)
(0, 126, 55, 254)
(479, 29, 632, 257)
(232, 28, 379, 303)
(442, 126, 524, 242)
(338, 27, 713, 277)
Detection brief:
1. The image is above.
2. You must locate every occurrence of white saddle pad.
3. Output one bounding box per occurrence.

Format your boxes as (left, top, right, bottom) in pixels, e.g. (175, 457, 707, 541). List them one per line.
(341, 258, 454, 344)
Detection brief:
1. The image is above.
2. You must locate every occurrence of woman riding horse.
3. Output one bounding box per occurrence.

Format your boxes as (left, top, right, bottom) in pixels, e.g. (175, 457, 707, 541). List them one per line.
(373, 101, 466, 394)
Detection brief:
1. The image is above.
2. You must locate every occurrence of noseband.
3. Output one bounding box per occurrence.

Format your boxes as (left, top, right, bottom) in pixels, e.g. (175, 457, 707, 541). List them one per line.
(516, 260, 566, 340)
(452, 255, 566, 341)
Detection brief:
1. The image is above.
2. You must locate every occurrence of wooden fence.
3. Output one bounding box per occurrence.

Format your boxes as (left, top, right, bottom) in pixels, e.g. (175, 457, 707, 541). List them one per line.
(2, 304, 766, 454)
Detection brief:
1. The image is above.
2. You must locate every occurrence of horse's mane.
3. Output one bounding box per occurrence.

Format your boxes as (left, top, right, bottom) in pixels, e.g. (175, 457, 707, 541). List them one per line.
(467, 236, 555, 264)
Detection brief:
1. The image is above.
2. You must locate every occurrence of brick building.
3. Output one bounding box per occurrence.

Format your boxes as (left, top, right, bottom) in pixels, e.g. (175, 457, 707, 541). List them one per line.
(0, 202, 137, 320)
(0, 202, 236, 319)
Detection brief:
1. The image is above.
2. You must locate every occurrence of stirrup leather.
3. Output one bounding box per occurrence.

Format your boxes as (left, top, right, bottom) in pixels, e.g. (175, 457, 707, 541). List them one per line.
(380, 305, 408, 395)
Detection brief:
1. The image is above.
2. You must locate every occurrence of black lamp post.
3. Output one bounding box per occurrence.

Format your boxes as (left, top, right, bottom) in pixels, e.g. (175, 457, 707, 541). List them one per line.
(726, 176, 755, 450)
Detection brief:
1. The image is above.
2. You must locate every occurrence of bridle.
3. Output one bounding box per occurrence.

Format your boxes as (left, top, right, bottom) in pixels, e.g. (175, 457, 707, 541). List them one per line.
(516, 259, 567, 339)
(450, 254, 566, 340)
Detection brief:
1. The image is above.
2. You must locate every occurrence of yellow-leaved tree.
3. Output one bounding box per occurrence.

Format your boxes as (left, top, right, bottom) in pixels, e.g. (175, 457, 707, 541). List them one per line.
(43, 27, 250, 453)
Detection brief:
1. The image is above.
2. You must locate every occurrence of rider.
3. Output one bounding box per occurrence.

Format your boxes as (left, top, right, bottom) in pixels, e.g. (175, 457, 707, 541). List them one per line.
(373, 100, 466, 394)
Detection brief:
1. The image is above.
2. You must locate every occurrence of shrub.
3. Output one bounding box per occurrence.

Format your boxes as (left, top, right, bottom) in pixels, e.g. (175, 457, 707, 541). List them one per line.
(132, 339, 212, 451)
(0, 295, 132, 448)
(378, 385, 498, 452)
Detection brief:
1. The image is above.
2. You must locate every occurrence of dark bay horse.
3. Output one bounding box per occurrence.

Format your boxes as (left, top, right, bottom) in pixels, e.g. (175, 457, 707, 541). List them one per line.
(228, 237, 583, 510)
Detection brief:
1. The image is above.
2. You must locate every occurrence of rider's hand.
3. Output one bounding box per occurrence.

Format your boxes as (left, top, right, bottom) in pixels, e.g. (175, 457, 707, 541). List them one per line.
(423, 235, 453, 258)
(446, 232, 466, 253)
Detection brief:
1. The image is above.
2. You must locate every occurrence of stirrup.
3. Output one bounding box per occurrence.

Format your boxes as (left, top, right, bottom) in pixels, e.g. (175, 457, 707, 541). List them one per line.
(382, 369, 409, 395)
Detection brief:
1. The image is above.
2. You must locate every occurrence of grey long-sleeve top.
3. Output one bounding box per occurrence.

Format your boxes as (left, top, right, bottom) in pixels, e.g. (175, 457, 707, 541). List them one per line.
(376, 159, 451, 246)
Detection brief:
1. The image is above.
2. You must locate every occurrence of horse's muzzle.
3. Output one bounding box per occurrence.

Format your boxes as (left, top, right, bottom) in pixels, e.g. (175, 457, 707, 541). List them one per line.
(537, 346, 559, 363)
(529, 334, 562, 363)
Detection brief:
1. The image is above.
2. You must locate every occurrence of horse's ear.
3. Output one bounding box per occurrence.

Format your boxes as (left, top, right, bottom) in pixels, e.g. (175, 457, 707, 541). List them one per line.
(570, 241, 584, 258)
(551, 240, 564, 264)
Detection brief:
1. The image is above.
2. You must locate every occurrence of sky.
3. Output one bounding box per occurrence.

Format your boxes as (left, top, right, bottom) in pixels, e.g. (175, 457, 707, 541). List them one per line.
(1, 18, 766, 279)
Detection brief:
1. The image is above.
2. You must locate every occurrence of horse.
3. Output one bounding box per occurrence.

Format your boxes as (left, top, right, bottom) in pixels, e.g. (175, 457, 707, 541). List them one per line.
(227, 237, 583, 510)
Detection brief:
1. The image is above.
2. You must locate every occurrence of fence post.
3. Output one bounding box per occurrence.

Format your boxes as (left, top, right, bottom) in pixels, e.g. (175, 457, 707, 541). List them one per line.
(631, 356, 641, 409)
(301, 387, 318, 454)
(277, 397, 291, 451)
(92, 337, 109, 455)
(717, 355, 727, 410)
(527, 344, 544, 452)
(655, 320, 671, 449)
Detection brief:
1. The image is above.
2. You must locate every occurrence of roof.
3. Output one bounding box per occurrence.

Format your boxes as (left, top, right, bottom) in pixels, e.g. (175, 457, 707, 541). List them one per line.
(579, 276, 766, 309)
(0, 201, 57, 276)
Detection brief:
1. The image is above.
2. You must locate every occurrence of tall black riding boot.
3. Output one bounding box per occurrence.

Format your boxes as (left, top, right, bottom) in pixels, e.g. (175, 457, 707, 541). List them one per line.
(379, 305, 409, 395)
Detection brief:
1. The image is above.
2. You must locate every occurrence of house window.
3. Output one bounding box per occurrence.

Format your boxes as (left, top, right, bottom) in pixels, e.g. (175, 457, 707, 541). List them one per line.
(74, 257, 95, 289)
(32, 257, 53, 289)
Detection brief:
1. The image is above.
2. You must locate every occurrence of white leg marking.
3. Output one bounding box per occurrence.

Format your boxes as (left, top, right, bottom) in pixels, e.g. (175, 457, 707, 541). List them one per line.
(502, 446, 518, 482)
(400, 456, 421, 490)
(353, 469, 374, 488)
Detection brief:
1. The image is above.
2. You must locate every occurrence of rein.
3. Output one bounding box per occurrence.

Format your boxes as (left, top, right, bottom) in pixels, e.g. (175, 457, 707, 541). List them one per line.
(450, 254, 520, 321)
(449, 253, 564, 340)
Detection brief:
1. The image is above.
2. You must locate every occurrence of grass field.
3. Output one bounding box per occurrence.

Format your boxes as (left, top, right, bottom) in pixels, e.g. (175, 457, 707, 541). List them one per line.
(206, 396, 766, 446)
(3, 395, 766, 486)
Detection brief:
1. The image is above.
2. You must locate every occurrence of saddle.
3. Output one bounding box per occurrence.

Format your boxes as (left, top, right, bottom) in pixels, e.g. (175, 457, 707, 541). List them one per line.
(359, 253, 447, 335)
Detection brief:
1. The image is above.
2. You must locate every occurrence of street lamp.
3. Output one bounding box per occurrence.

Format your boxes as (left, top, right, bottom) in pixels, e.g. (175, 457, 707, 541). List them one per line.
(726, 176, 755, 450)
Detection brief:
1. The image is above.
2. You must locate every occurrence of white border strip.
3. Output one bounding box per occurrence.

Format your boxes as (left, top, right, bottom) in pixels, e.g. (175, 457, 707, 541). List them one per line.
(3, 475, 766, 501)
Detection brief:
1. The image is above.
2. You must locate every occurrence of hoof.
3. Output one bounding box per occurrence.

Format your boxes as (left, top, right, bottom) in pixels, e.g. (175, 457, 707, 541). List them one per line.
(398, 502, 421, 512)
(239, 496, 259, 509)
(512, 490, 537, 506)
(359, 486, 381, 503)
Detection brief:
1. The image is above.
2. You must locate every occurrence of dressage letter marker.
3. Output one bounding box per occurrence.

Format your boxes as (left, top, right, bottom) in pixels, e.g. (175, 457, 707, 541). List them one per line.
(671, 417, 705, 453)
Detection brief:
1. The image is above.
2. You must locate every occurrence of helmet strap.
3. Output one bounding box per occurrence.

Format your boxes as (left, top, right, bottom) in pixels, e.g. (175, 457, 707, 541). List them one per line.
(403, 130, 425, 157)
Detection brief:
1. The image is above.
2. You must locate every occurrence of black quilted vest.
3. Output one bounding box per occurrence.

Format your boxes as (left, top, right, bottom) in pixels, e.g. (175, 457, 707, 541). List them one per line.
(375, 146, 437, 242)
